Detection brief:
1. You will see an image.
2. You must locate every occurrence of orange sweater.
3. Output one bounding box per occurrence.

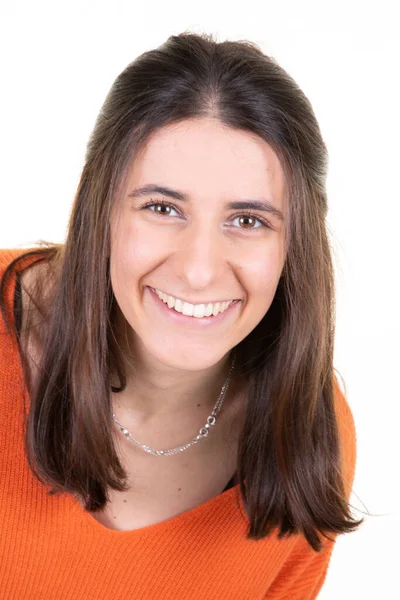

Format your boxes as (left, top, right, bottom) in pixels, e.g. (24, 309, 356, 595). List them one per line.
(0, 248, 357, 600)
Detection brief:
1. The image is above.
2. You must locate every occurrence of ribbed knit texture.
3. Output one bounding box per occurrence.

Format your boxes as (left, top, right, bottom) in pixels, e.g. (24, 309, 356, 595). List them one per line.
(0, 248, 357, 600)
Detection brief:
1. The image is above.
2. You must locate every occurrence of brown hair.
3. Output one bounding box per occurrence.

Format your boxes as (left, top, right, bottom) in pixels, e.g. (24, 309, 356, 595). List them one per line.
(0, 31, 363, 551)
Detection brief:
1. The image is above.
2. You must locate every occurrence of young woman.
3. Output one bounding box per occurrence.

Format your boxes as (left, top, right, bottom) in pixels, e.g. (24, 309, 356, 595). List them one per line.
(0, 31, 362, 599)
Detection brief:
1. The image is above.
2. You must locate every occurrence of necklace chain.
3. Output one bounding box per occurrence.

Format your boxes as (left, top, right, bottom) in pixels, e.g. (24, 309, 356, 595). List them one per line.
(112, 350, 237, 456)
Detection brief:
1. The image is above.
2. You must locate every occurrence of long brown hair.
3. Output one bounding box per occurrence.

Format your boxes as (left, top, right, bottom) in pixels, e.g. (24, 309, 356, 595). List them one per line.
(0, 31, 363, 551)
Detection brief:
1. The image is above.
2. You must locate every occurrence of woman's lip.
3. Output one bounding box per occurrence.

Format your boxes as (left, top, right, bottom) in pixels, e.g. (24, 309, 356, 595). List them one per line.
(147, 286, 240, 326)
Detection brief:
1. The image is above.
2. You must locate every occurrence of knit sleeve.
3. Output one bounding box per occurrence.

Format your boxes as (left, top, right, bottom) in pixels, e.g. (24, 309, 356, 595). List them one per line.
(265, 374, 358, 599)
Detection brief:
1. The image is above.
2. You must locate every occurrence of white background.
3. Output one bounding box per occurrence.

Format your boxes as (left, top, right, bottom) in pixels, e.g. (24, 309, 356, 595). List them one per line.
(0, 1, 398, 597)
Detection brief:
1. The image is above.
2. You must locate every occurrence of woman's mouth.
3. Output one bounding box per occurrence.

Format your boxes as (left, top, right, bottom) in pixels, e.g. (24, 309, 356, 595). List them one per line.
(147, 286, 241, 326)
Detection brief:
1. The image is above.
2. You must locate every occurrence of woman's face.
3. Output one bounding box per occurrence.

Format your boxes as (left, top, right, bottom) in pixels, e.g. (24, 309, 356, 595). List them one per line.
(109, 118, 286, 372)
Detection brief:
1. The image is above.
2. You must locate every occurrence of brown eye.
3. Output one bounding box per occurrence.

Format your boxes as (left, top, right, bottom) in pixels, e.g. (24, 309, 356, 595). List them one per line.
(240, 216, 255, 228)
(155, 204, 171, 215)
(142, 202, 180, 217)
(230, 213, 269, 230)
(237, 215, 261, 229)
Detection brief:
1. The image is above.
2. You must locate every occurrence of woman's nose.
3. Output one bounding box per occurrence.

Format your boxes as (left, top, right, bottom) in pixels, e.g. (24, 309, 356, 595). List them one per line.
(176, 225, 226, 291)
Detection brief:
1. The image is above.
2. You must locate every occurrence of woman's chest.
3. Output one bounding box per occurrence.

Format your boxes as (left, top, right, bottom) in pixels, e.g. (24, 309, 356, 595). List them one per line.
(88, 439, 238, 531)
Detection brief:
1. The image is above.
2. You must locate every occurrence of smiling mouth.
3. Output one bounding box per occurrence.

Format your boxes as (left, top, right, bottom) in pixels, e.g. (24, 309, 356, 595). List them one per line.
(150, 287, 240, 319)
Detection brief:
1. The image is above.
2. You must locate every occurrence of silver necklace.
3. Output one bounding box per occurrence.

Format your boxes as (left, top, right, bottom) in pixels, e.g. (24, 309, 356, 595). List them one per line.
(112, 350, 236, 457)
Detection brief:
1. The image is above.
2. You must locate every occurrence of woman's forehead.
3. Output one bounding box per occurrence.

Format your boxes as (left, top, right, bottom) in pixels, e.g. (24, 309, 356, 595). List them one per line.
(125, 119, 286, 213)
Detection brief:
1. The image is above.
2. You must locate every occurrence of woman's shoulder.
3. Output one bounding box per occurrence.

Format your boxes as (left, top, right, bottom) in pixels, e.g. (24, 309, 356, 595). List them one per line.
(0, 248, 24, 332)
(0, 248, 25, 286)
(0, 250, 26, 411)
(0, 247, 44, 294)
(0, 247, 26, 266)
(0, 245, 56, 274)
(0, 246, 55, 312)
(0, 248, 37, 330)
(0, 247, 50, 383)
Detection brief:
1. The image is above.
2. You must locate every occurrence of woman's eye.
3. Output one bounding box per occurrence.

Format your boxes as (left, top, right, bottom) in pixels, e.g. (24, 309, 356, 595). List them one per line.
(232, 215, 264, 229)
(144, 202, 179, 217)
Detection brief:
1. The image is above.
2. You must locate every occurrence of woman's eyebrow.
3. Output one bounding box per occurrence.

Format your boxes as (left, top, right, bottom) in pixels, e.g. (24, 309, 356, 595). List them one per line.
(128, 184, 284, 221)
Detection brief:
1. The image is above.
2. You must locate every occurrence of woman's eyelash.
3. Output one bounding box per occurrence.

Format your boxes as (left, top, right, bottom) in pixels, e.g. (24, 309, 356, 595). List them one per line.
(140, 199, 272, 230)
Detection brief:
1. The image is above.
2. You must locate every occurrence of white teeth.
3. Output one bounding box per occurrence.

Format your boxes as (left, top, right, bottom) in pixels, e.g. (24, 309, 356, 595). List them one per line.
(193, 304, 206, 318)
(154, 288, 234, 318)
(212, 302, 220, 317)
(174, 298, 183, 313)
(204, 303, 213, 317)
(182, 302, 194, 316)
